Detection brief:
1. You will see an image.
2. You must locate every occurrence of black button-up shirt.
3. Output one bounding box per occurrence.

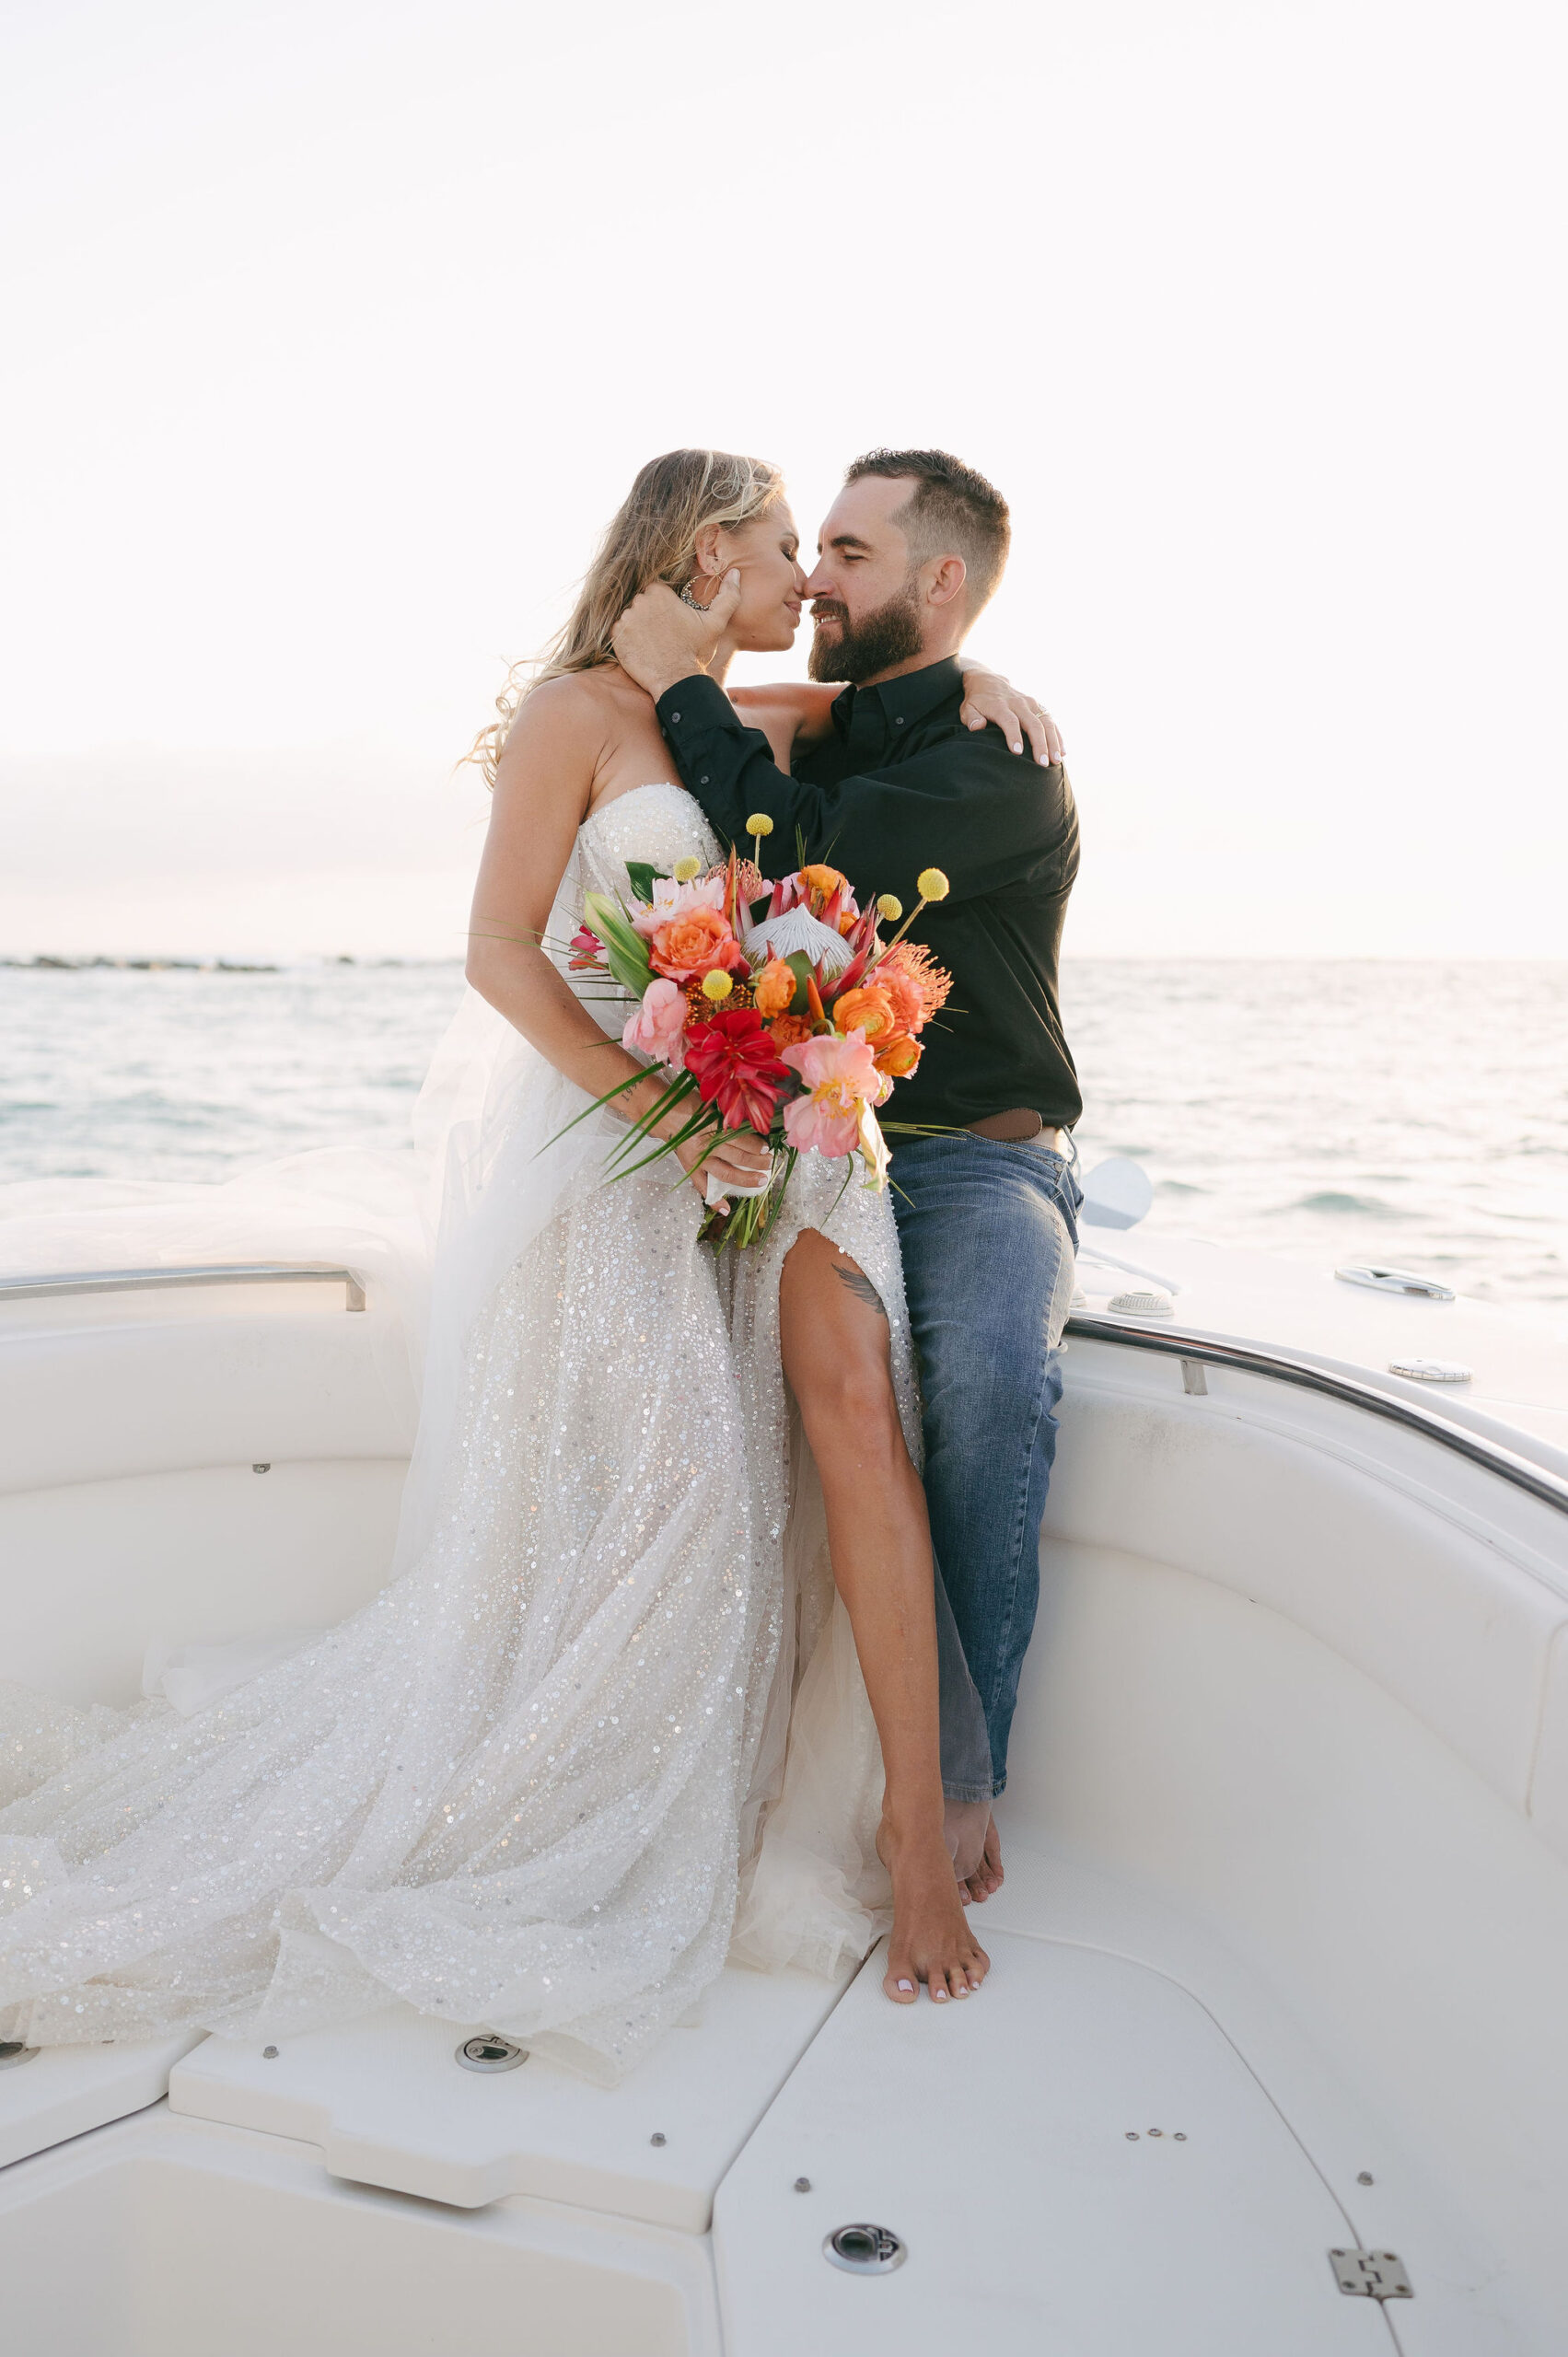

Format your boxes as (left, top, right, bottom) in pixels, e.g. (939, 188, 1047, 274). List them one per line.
(656, 656, 1082, 1132)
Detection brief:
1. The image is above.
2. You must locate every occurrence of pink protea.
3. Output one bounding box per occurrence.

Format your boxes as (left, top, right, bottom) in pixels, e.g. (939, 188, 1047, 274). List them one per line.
(631, 872, 726, 939)
(779, 1028, 889, 1156)
(621, 977, 690, 1068)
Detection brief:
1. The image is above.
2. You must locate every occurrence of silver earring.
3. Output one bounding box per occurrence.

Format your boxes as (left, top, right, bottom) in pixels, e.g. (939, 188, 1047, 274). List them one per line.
(679, 581, 705, 612)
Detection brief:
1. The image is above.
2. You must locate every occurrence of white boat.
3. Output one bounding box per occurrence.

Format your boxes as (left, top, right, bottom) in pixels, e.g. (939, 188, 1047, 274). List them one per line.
(2, 1200, 1565, 2353)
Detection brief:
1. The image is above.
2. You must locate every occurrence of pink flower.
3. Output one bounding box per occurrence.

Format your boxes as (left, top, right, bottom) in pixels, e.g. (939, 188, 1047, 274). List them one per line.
(779, 1028, 888, 1156)
(631, 872, 726, 938)
(621, 977, 689, 1067)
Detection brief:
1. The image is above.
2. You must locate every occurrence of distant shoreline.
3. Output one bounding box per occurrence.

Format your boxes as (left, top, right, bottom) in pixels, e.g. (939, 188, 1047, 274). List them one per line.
(4, 953, 1564, 975)
(0, 955, 461, 974)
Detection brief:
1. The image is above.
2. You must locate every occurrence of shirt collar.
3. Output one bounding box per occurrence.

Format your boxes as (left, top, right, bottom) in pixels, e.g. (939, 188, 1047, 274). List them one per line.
(830, 655, 965, 744)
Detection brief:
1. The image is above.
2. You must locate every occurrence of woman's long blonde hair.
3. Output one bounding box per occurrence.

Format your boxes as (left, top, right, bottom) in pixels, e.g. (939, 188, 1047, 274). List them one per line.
(468, 447, 783, 785)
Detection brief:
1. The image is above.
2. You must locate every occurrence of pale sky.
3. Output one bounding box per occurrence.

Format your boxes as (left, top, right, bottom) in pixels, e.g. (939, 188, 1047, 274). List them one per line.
(3, 0, 1564, 959)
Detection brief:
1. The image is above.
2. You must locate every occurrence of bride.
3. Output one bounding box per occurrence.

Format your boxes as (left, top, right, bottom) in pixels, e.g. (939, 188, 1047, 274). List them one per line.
(0, 449, 1034, 2082)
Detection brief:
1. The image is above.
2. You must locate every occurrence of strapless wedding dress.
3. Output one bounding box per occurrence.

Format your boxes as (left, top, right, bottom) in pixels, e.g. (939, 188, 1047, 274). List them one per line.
(0, 784, 914, 2084)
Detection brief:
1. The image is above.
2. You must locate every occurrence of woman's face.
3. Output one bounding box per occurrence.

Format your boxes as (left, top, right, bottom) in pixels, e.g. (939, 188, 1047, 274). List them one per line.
(705, 503, 807, 652)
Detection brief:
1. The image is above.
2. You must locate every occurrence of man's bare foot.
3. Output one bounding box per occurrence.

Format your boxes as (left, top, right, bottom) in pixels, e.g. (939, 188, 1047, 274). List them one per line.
(960, 1813, 1005, 1905)
(878, 1816, 990, 2004)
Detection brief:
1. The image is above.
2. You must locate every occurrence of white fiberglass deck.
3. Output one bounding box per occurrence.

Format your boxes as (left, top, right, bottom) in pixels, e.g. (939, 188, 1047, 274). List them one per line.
(1, 1234, 1565, 2351)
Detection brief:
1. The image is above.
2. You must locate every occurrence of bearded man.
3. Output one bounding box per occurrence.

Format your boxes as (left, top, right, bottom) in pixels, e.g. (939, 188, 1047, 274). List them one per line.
(612, 448, 1082, 1903)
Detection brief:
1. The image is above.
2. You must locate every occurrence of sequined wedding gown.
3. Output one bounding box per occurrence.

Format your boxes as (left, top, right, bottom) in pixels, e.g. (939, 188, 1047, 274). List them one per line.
(0, 784, 914, 2084)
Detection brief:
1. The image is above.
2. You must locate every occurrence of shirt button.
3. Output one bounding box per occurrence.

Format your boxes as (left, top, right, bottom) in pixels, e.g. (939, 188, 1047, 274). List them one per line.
(670, 711, 680, 724)
(700, 775, 709, 784)
(894, 715, 905, 726)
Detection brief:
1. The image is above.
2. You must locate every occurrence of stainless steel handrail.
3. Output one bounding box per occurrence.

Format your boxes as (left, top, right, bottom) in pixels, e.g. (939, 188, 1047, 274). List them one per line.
(1066, 1312, 1568, 1519)
(0, 1263, 366, 1312)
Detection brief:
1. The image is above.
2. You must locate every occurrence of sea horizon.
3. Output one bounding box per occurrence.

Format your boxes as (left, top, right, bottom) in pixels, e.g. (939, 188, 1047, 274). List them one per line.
(3, 956, 1562, 1309)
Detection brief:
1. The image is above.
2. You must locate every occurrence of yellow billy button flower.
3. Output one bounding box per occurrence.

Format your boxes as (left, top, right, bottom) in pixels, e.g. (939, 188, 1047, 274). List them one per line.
(746, 813, 774, 838)
(876, 893, 902, 923)
(916, 867, 950, 903)
(673, 855, 702, 883)
(701, 969, 734, 1003)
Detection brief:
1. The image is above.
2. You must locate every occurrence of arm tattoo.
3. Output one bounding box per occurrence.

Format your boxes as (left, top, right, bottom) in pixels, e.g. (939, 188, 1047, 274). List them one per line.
(832, 1262, 888, 1319)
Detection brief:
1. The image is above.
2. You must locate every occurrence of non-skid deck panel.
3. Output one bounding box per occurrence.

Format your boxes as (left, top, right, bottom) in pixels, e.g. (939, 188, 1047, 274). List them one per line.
(0, 2033, 201, 2170)
(169, 1958, 856, 2224)
(714, 1929, 1389, 2356)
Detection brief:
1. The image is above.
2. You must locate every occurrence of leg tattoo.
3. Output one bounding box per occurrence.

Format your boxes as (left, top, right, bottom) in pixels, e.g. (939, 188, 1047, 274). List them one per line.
(833, 1261, 888, 1318)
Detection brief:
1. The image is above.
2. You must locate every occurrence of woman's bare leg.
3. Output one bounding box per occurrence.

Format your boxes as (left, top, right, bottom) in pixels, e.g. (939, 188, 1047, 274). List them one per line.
(779, 1227, 988, 2004)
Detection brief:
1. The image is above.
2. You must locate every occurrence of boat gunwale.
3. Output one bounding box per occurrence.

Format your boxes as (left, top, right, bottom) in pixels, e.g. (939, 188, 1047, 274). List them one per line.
(1066, 1312, 1568, 1520)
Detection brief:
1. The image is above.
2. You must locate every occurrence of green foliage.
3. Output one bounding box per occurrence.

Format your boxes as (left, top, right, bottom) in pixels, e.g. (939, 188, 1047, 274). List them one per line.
(623, 861, 660, 906)
(783, 950, 814, 1016)
(583, 891, 654, 996)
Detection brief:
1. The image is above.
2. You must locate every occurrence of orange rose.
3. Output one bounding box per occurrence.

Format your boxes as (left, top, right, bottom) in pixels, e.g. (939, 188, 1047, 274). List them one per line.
(649, 904, 741, 982)
(766, 1013, 815, 1051)
(874, 1031, 922, 1078)
(830, 983, 896, 1042)
(754, 958, 796, 1018)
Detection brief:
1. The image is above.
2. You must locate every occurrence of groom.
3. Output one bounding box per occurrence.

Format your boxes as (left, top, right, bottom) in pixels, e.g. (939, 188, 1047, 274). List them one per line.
(614, 449, 1081, 1897)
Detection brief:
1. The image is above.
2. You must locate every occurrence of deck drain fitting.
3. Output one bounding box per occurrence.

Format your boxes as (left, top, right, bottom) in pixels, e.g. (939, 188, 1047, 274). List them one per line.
(650, 2132, 668, 2146)
(456, 2033, 528, 2073)
(0, 2041, 40, 2071)
(824, 2223, 906, 2275)
(252, 1463, 272, 1473)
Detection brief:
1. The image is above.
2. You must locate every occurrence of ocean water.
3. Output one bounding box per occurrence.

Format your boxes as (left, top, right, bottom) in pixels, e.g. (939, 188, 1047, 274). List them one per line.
(1, 959, 1563, 1305)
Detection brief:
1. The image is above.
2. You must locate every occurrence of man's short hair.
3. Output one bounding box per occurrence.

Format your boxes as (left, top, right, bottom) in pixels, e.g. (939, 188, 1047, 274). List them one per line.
(843, 447, 1012, 615)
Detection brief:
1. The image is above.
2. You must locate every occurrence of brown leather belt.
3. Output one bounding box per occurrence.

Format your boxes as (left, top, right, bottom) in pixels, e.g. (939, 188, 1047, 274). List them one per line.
(964, 1108, 1065, 1147)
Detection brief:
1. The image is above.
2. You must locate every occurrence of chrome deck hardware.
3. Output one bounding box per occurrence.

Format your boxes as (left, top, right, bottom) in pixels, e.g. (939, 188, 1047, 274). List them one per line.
(0, 2041, 40, 2070)
(1330, 2247, 1412, 2300)
(1388, 1356, 1472, 1383)
(0, 1263, 366, 1312)
(1335, 1264, 1454, 1301)
(824, 2223, 906, 2274)
(456, 2034, 528, 2073)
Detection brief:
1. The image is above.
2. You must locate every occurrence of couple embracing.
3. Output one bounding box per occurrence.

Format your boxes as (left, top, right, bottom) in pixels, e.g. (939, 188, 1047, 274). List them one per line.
(0, 447, 1081, 2085)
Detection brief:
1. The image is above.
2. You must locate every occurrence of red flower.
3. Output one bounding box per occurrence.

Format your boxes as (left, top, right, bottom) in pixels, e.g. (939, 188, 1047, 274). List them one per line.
(682, 1007, 792, 1133)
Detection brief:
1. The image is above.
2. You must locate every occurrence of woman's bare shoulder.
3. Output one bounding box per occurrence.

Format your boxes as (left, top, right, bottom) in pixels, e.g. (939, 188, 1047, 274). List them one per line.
(496, 668, 618, 773)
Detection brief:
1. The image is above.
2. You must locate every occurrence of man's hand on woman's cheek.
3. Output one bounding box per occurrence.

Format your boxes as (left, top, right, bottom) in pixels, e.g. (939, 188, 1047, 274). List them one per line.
(611, 573, 742, 700)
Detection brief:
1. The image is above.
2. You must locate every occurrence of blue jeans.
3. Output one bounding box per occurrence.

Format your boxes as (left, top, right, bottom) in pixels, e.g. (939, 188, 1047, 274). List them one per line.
(891, 1132, 1082, 1797)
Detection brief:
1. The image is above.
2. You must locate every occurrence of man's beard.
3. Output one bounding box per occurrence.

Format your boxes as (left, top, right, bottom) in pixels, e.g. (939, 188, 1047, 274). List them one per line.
(807, 582, 924, 684)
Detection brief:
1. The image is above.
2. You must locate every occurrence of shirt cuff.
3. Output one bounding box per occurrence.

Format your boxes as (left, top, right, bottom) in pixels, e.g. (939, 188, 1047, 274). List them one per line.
(654, 671, 744, 747)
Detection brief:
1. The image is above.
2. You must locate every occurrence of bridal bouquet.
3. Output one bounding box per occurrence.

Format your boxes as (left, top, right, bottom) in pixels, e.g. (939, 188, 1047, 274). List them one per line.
(565, 820, 953, 1248)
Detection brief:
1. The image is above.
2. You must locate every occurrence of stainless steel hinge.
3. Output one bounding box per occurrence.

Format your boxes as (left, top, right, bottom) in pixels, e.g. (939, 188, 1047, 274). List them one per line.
(1330, 2248, 1413, 2300)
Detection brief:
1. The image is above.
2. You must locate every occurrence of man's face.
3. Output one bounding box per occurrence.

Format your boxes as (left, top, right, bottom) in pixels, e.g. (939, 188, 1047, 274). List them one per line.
(803, 475, 925, 684)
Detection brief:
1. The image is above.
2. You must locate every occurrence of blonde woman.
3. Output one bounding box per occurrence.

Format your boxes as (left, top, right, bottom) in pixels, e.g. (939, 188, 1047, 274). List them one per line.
(0, 452, 1044, 2080)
